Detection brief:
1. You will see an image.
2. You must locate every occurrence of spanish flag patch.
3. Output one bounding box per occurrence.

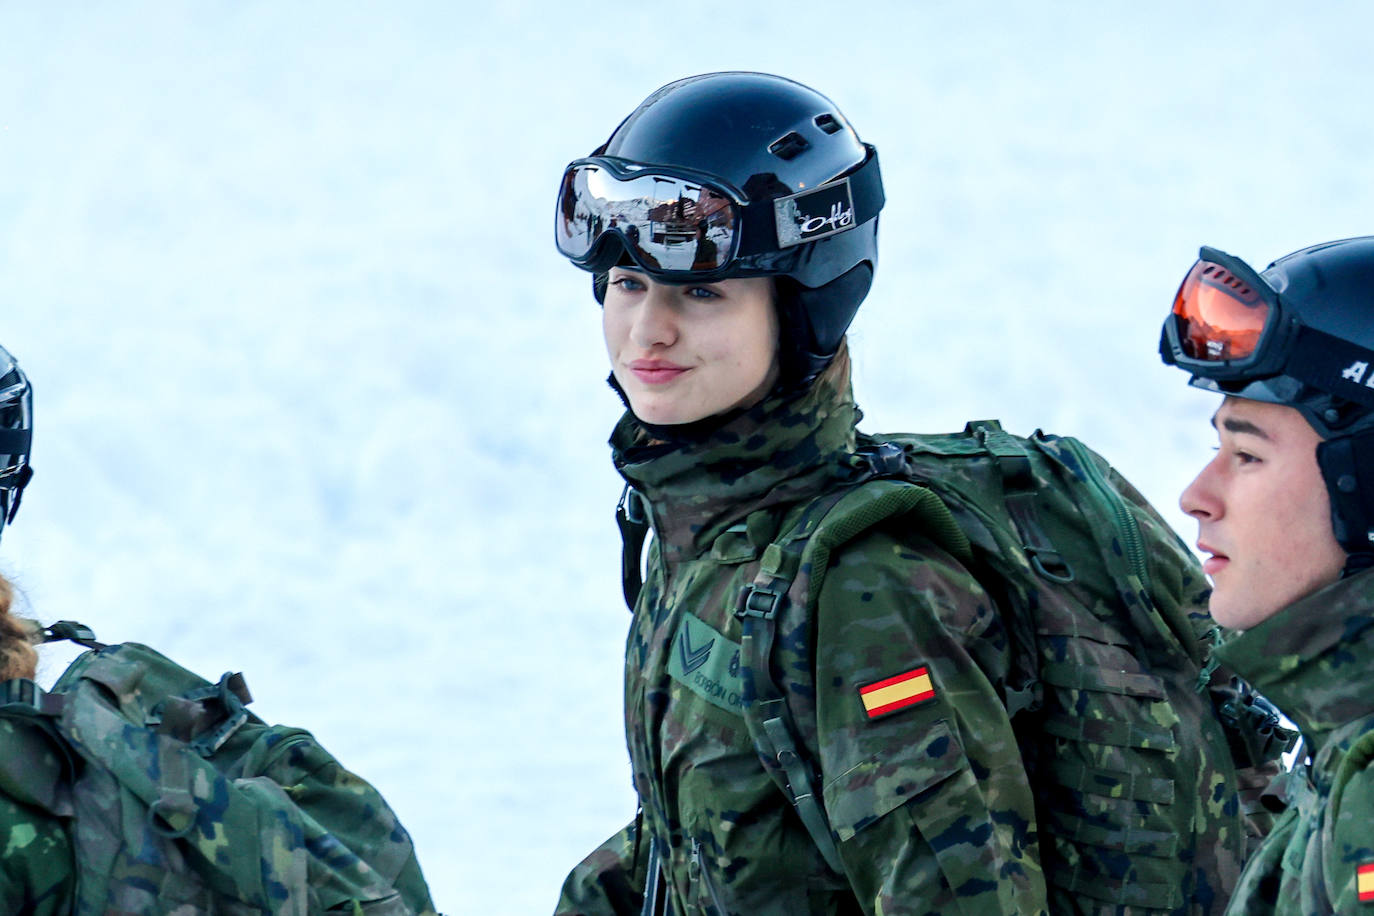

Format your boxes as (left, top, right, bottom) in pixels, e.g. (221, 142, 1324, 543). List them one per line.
(859, 667, 936, 719)
(1359, 862, 1374, 903)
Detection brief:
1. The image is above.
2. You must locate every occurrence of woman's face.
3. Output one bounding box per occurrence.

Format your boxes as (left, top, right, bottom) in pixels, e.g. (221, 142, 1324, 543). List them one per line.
(602, 268, 779, 426)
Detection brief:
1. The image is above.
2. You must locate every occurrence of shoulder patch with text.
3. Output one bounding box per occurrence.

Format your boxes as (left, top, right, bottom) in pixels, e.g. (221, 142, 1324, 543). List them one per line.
(666, 611, 744, 714)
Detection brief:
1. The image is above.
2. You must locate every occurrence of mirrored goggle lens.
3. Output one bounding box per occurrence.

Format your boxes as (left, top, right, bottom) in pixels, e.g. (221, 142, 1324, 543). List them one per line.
(555, 164, 739, 272)
(1171, 259, 1271, 362)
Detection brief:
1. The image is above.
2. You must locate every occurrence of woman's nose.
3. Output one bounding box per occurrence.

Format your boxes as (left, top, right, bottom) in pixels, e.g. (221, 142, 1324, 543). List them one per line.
(630, 290, 678, 349)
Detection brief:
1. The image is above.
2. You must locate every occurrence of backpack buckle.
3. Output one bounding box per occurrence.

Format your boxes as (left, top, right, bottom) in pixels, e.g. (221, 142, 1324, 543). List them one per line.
(736, 583, 785, 620)
(1026, 546, 1075, 583)
(41, 620, 106, 650)
(619, 486, 647, 525)
(863, 441, 907, 477)
(0, 678, 63, 717)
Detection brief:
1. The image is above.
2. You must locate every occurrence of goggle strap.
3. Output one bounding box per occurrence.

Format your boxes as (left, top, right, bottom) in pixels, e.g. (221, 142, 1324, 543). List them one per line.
(737, 145, 885, 257)
(0, 428, 31, 453)
(1286, 325, 1374, 411)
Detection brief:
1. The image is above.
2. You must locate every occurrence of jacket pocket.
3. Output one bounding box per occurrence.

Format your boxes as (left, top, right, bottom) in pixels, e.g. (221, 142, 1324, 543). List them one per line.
(822, 717, 968, 843)
(824, 714, 1011, 906)
(824, 716, 1005, 904)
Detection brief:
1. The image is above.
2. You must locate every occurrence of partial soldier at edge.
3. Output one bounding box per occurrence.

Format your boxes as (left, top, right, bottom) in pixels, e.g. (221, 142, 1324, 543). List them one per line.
(1164, 236, 1374, 914)
(0, 344, 442, 915)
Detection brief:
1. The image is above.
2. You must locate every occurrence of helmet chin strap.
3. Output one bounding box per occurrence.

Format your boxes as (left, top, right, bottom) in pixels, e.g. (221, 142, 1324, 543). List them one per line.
(1316, 429, 1374, 576)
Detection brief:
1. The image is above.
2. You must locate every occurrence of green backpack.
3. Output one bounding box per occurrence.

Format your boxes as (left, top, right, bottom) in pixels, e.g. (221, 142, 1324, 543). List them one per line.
(0, 625, 439, 916)
(621, 420, 1293, 914)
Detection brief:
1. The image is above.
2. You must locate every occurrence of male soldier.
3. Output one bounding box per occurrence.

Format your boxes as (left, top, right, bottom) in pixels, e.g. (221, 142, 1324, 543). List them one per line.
(1163, 236, 1374, 913)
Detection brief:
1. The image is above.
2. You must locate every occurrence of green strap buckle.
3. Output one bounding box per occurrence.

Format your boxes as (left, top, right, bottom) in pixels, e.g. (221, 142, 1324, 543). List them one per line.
(736, 583, 785, 620)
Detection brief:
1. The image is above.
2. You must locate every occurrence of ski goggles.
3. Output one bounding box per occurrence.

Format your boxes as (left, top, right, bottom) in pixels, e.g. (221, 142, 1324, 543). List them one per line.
(554, 144, 883, 278)
(1161, 245, 1374, 412)
(1161, 246, 1278, 376)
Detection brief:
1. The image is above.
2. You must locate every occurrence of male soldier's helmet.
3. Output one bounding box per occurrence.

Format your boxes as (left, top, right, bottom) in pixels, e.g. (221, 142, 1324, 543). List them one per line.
(0, 345, 32, 542)
(554, 71, 885, 387)
(1160, 236, 1374, 563)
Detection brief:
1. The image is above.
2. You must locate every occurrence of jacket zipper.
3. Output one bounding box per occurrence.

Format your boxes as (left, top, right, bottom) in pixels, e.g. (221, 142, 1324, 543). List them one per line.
(691, 838, 729, 915)
(1062, 438, 1151, 592)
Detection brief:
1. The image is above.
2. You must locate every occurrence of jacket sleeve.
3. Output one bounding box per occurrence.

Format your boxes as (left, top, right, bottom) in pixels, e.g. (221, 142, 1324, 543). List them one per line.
(1329, 729, 1374, 912)
(812, 531, 1048, 916)
(0, 793, 74, 916)
(554, 819, 647, 916)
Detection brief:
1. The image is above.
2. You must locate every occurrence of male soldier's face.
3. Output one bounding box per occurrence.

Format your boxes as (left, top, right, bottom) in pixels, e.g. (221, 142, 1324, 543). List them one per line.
(1180, 397, 1346, 629)
(602, 268, 779, 426)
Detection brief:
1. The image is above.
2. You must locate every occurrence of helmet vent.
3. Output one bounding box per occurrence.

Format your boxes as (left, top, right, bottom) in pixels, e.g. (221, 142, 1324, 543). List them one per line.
(814, 113, 842, 134)
(769, 131, 810, 160)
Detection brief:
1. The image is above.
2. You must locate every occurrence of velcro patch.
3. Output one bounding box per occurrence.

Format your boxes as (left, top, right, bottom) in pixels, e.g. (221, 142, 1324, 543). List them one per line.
(666, 611, 744, 714)
(858, 667, 935, 719)
(1359, 862, 1374, 903)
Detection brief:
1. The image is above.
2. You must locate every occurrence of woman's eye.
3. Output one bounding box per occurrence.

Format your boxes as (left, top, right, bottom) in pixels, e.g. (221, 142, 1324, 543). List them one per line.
(611, 276, 644, 292)
(684, 286, 719, 300)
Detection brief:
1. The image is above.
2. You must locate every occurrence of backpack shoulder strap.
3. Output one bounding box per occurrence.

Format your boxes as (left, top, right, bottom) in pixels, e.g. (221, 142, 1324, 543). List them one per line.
(734, 476, 968, 872)
(0, 679, 76, 816)
(617, 485, 650, 612)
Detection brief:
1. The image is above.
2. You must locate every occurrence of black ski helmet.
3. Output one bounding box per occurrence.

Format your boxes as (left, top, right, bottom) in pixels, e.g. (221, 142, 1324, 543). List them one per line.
(555, 71, 884, 387)
(0, 345, 33, 541)
(1161, 236, 1374, 564)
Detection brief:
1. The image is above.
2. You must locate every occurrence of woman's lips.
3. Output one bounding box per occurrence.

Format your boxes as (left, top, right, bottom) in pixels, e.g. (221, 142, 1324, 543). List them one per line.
(629, 360, 688, 385)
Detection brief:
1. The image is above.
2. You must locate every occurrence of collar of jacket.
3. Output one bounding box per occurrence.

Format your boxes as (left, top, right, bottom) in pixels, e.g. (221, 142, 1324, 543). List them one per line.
(610, 373, 864, 562)
(1212, 569, 1374, 754)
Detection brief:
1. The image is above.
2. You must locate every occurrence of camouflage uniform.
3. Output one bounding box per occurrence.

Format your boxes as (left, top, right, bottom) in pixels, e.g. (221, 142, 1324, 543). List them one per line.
(556, 375, 1047, 915)
(1212, 570, 1374, 914)
(0, 643, 439, 916)
(0, 719, 74, 915)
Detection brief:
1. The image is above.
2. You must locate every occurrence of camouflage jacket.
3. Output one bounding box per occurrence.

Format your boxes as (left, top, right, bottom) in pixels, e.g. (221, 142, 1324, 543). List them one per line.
(0, 719, 75, 915)
(1213, 570, 1374, 914)
(556, 376, 1046, 916)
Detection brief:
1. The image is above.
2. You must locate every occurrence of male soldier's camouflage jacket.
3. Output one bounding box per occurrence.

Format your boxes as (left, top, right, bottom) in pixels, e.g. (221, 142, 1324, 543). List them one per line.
(556, 375, 1047, 915)
(1213, 569, 1374, 914)
(0, 719, 74, 914)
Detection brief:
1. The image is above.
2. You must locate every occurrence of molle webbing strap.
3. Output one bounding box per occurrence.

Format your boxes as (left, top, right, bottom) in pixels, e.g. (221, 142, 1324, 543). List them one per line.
(966, 421, 1073, 583)
(736, 492, 850, 875)
(156, 672, 255, 757)
(618, 486, 650, 612)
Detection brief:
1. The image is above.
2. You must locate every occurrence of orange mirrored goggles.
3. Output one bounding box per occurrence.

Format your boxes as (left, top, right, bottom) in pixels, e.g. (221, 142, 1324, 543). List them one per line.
(1170, 257, 1271, 362)
(1160, 247, 1287, 380)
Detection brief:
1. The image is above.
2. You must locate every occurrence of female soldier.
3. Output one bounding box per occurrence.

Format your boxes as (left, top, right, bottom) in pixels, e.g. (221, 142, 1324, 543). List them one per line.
(0, 345, 74, 913)
(552, 71, 1046, 916)
(1163, 236, 1374, 913)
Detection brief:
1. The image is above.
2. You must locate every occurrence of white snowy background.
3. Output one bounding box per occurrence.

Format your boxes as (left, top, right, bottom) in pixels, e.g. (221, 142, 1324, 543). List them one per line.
(3, 2, 1372, 911)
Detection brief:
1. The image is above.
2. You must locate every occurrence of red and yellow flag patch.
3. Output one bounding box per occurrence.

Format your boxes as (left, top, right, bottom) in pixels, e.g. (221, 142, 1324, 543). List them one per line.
(1359, 862, 1374, 903)
(858, 667, 935, 719)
